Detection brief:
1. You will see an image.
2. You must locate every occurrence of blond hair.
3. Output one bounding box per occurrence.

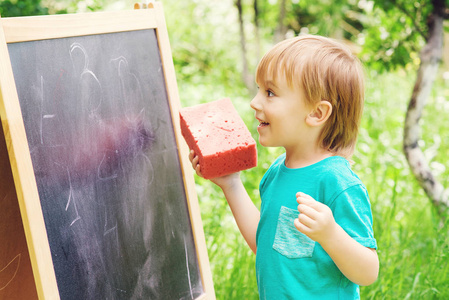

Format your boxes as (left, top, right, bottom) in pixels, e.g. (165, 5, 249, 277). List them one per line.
(256, 35, 365, 158)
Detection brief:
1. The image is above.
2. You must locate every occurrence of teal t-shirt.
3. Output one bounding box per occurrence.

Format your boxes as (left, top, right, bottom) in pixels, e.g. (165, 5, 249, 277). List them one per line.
(256, 154, 377, 299)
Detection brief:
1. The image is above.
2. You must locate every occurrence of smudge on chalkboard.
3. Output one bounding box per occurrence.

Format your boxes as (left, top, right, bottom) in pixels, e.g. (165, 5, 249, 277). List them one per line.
(72, 113, 155, 179)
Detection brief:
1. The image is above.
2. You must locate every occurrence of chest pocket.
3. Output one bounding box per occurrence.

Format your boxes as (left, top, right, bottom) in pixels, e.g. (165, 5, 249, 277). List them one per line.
(273, 206, 315, 259)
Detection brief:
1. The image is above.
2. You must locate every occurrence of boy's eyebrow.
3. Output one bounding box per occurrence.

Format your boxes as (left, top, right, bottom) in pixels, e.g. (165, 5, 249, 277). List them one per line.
(264, 80, 278, 89)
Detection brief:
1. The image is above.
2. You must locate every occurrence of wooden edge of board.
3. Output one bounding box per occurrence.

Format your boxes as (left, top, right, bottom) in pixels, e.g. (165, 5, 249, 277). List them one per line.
(151, 2, 216, 299)
(0, 16, 60, 300)
(0, 9, 157, 43)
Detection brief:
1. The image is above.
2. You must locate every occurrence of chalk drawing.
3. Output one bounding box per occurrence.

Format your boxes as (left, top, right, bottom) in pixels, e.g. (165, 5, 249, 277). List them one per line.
(184, 237, 193, 299)
(0, 254, 21, 291)
(39, 76, 45, 144)
(97, 153, 118, 181)
(65, 167, 81, 227)
(70, 42, 103, 114)
(103, 206, 117, 237)
(136, 152, 154, 187)
(111, 56, 144, 121)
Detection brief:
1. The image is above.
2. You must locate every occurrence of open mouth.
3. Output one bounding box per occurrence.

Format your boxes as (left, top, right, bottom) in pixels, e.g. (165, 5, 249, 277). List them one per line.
(258, 121, 269, 127)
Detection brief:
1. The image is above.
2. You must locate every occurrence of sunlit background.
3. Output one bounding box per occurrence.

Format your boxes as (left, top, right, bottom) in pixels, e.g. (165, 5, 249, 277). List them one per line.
(2, 0, 449, 298)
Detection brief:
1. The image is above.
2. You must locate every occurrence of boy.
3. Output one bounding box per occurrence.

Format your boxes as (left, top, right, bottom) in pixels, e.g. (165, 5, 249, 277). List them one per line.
(189, 35, 378, 299)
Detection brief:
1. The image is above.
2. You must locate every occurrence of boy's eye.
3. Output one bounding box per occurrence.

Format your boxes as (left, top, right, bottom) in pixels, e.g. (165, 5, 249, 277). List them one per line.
(267, 90, 275, 97)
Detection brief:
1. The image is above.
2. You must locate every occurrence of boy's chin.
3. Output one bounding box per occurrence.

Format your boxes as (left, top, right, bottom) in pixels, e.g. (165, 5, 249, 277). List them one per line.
(258, 137, 272, 148)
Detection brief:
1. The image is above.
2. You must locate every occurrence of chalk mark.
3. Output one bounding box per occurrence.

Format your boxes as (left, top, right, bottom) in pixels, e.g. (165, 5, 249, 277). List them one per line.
(81, 69, 103, 114)
(103, 207, 117, 237)
(97, 153, 118, 181)
(184, 237, 193, 299)
(65, 167, 81, 226)
(138, 152, 154, 186)
(39, 76, 44, 144)
(0, 254, 21, 291)
(70, 42, 103, 114)
(70, 43, 88, 71)
(111, 56, 144, 121)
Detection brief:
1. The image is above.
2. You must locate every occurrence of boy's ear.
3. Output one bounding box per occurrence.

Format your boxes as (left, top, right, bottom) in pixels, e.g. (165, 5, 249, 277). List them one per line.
(306, 101, 332, 127)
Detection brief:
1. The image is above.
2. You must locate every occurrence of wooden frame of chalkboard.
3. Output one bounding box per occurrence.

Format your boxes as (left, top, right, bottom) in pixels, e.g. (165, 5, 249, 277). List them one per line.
(0, 3, 215, 299)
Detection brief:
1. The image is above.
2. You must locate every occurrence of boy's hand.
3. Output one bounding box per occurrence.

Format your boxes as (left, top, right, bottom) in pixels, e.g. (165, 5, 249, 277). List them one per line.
(294, 192, 338, 244)
(189, 150, 203, 177)
(188, 150, 240, 190)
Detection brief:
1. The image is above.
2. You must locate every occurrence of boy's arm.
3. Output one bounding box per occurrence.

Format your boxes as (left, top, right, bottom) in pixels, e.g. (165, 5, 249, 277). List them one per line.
(190, 151, 260, 254)
(219, 177, 260, 254)
(294, 192, 379, 286)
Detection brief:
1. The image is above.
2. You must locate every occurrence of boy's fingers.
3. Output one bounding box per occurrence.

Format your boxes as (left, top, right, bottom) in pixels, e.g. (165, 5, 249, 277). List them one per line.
(195, 164, 202, 176)
(192, 156, 199, 169)
(188, 150, 206, 179)
(192, 158, 204, 178)
(296, 211, 315, 227)
(294, 218, 312, 235)
(300, 199, 329, 215)
(296, 193, 316, 206)
(297, 203, 319, 220)
(296, 192, 314, 201)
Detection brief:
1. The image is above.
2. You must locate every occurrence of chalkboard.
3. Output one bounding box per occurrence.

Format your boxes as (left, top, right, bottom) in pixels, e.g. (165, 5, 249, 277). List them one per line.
(0, 6, 214, 300)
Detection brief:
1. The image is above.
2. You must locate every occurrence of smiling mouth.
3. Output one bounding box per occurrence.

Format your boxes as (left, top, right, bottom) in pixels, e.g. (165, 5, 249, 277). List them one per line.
(258, 121, 269, 127)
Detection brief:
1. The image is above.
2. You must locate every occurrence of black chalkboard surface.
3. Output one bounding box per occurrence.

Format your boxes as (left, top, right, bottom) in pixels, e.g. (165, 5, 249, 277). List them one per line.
(7, 28, 203, 299)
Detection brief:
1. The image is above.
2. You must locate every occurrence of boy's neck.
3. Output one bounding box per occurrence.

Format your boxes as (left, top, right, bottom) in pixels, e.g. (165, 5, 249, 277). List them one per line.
(284, 145, 334, 169)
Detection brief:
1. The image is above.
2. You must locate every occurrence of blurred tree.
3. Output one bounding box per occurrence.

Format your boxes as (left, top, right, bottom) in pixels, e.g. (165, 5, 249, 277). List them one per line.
(0, 0, 115, 17)
(358, 0, 449, 215)
(256, 0, 364, 41)
(236, 0, 256, 93)
(0, 0, 48, 17)
(233, 0, 363, 91)
(359, 0, 430, 72)
(253, 0, 262, 60)
(46, 0, 106, 14)
(235, 0, 449, 214)
(400, 0, 449, 215)
(273, 0, 288, 43)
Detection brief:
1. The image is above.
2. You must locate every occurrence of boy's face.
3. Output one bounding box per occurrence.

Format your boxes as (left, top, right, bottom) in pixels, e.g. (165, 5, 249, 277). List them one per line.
(250, 76, 314, 150)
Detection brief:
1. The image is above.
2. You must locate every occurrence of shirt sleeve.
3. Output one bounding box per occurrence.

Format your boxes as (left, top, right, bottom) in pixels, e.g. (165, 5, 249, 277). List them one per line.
(329, 184, 377, 249)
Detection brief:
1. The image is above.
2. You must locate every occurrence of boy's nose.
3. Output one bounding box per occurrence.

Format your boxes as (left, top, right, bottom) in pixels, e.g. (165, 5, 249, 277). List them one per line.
(250, 94, 261, 111)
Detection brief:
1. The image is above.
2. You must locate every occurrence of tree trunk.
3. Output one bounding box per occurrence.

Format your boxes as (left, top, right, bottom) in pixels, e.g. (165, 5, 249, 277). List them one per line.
(253, 0, 261, 62)
(235, 0, 255, 93)
(273, 0, 287, 43)
(403, 0, 449, 215)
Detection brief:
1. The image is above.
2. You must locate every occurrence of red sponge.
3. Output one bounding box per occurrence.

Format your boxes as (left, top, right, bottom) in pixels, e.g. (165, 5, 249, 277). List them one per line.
(180, 98, 257, 179)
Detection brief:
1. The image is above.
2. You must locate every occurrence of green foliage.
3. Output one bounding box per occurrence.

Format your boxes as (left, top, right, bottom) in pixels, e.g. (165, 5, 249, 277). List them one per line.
(358, 0, 431, 72)
(0, 0, 126, 17)
(3, 0, 449, 298)
(49, 0, 106, 14)
(0, 0, 48, 17)
(163, 0, 254, 106)
(288, 0, 363, 38)
(355, 71, 449, 298)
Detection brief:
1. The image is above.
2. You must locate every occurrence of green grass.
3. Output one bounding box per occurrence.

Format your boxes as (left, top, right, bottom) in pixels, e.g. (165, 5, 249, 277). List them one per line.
(179, 70, 449, 299)
(165, 1, 449, 297)
(357, 71, 449, 299)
